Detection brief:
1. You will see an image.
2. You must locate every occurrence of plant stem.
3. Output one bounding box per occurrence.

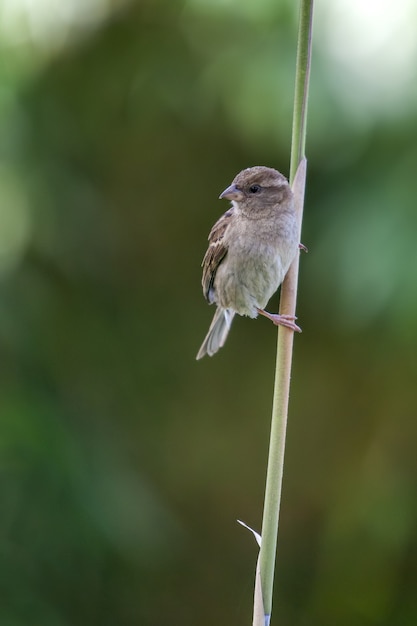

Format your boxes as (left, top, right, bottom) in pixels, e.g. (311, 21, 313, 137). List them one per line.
(255, 1, 314, 623)
(290, 0, 314, 183)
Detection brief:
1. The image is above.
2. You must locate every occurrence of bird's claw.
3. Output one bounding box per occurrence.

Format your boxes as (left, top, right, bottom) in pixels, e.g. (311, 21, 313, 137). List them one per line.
(271, 314, 302, 333)
(256, 309, 302, 333)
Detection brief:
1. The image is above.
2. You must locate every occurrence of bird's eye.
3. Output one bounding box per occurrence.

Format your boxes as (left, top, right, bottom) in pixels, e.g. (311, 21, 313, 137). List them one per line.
(249, 184, 261, 194)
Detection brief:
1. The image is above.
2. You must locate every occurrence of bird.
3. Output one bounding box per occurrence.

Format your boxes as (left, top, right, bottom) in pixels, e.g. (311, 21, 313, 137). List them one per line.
(196, 166, 301, 360)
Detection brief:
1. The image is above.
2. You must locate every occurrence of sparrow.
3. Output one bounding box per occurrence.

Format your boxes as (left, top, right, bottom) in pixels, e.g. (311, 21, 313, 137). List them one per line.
(196, 166, 300, 360)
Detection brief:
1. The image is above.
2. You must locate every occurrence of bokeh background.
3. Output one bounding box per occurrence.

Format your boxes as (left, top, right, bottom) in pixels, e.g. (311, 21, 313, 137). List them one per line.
(1, 0, 417, 624)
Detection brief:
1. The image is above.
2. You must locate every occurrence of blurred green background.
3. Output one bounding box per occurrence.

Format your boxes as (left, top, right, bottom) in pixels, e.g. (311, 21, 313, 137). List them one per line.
(1, 0, 417, 624)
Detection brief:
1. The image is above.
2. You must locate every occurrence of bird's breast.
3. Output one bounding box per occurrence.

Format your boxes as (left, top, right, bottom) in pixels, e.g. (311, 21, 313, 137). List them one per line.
(213, 214, 298, 315)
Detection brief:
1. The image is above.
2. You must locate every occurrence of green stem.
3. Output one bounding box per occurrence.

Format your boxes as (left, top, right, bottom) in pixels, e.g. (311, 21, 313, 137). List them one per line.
(290, 0, 314, 183)
(256, 1, 314, 623)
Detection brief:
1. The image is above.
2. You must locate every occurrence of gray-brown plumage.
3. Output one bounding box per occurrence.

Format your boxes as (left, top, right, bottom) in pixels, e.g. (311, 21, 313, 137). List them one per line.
(196, 166, 300, 360)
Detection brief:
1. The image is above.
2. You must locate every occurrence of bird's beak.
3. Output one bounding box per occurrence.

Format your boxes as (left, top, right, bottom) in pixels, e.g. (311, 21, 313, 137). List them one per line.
(219, 184, 244, 201)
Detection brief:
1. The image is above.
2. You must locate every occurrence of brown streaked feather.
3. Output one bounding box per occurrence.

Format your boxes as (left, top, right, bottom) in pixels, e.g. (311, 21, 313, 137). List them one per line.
(201, 207, 234, 302)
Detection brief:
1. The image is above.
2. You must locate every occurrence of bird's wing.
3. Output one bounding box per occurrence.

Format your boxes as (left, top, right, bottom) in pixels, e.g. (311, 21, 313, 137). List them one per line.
(201, 207, 234, 302)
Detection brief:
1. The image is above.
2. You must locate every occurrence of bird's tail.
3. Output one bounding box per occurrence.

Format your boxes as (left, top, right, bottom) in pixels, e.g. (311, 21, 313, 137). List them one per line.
(196, 308, 235, 360)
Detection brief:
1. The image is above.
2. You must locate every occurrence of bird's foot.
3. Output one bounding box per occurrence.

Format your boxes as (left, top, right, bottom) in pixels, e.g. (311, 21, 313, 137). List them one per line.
(299, 243, 308, 253)
(257, 308, 302, 333)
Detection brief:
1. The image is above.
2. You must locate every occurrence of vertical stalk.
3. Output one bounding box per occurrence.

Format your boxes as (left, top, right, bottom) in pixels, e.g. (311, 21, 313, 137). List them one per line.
(289, 0, 314, 183)
(254, 2, 314, 624)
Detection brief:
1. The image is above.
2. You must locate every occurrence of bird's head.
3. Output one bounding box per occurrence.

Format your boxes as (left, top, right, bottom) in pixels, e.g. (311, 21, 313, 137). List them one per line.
(219, 166, 293, 215)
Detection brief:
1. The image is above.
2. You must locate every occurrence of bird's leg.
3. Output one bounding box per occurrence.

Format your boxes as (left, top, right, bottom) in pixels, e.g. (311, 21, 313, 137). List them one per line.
(299, 243, 308, 252)
(257, 308, 302, 333)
